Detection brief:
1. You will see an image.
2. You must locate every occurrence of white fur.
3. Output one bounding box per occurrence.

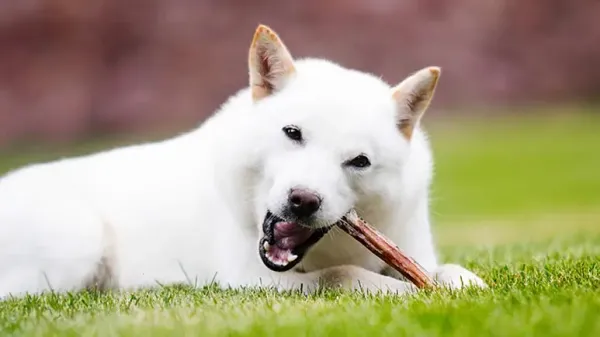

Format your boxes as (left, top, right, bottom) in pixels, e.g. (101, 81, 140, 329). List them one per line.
(0, 26, 486, 299)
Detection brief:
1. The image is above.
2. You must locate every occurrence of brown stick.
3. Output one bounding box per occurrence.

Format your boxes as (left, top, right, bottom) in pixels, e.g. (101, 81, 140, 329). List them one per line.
(339, 209, 437, 289)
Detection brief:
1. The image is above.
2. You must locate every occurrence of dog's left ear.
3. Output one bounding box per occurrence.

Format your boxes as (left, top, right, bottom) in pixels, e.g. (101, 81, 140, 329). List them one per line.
(249, 24, 296, 101)
(391, 67, 441, 139)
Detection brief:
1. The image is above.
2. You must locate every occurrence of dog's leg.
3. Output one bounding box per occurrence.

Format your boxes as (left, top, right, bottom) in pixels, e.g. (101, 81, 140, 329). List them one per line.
(383, 263, 487, 290)
(431, 263, 487, 289)
(267, 265, 418, 295)
(0, 192, 108, 297)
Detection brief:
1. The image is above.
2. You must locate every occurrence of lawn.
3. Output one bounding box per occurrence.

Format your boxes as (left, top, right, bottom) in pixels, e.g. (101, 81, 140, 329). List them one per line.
(0, 107, 599, 337)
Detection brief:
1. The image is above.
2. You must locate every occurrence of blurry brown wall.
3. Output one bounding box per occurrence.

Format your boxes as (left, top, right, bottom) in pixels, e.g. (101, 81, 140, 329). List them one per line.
(0, 0, 598, 147)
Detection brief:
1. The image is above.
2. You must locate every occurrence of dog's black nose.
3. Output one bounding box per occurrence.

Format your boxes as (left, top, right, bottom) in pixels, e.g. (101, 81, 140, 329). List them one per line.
(288, 188, 321, 218)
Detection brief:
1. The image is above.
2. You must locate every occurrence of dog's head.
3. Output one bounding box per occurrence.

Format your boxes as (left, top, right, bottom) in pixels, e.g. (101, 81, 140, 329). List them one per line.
(245, 25, 440, 271)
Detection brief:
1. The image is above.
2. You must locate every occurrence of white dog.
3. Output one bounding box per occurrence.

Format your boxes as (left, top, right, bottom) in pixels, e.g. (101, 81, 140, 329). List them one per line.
(0, 25, 486, 298)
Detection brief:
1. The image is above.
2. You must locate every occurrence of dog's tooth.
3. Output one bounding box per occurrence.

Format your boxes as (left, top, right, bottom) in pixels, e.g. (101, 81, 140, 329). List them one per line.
(263, 241, 271, 251)
(287, 254, 298, 262)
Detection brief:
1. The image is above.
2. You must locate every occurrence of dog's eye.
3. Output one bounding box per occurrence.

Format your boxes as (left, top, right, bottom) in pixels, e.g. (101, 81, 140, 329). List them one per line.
(345, 154, 371, 168)
(282, 125, 303, 142)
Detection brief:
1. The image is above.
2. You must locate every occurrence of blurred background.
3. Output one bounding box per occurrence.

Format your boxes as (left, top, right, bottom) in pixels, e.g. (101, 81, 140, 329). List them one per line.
(0, 0, 598, 244)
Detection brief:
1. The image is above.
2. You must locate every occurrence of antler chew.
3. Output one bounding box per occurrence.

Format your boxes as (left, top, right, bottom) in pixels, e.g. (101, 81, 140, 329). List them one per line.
(339, 209, 437, 289)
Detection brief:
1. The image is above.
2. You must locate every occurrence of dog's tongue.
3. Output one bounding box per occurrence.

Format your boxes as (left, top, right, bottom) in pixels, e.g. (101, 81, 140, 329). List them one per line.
(273, 222, 314, 250)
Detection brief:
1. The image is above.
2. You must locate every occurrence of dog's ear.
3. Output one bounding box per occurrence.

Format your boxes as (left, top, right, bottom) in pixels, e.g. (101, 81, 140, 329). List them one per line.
(391, 67, 441, 139)
(248, 24, 296, 101)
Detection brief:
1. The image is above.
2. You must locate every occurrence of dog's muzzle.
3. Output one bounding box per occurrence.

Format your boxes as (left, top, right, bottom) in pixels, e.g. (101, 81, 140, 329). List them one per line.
(258, 211, 332, 272)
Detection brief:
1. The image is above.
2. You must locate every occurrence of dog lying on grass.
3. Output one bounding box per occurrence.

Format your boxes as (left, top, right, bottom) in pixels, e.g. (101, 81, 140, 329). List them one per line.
(0, 24, 486, 298)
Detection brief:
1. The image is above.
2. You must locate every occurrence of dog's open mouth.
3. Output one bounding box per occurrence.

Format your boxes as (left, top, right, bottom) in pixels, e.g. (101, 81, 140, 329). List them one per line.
(259, 211, 332, 272)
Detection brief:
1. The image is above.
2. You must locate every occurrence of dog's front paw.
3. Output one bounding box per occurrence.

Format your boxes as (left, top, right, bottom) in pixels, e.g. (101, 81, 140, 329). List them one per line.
(432, 264, 487, 290)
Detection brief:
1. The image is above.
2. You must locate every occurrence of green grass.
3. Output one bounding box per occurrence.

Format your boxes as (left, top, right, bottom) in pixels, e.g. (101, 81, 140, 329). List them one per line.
(1, 108, 599, 336)
(429, 111, 600, 219)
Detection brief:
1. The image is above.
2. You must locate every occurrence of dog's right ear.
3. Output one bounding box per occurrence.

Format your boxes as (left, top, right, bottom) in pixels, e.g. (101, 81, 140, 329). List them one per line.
(249, 24, 296, 101)
(391, 67, 441, 140)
